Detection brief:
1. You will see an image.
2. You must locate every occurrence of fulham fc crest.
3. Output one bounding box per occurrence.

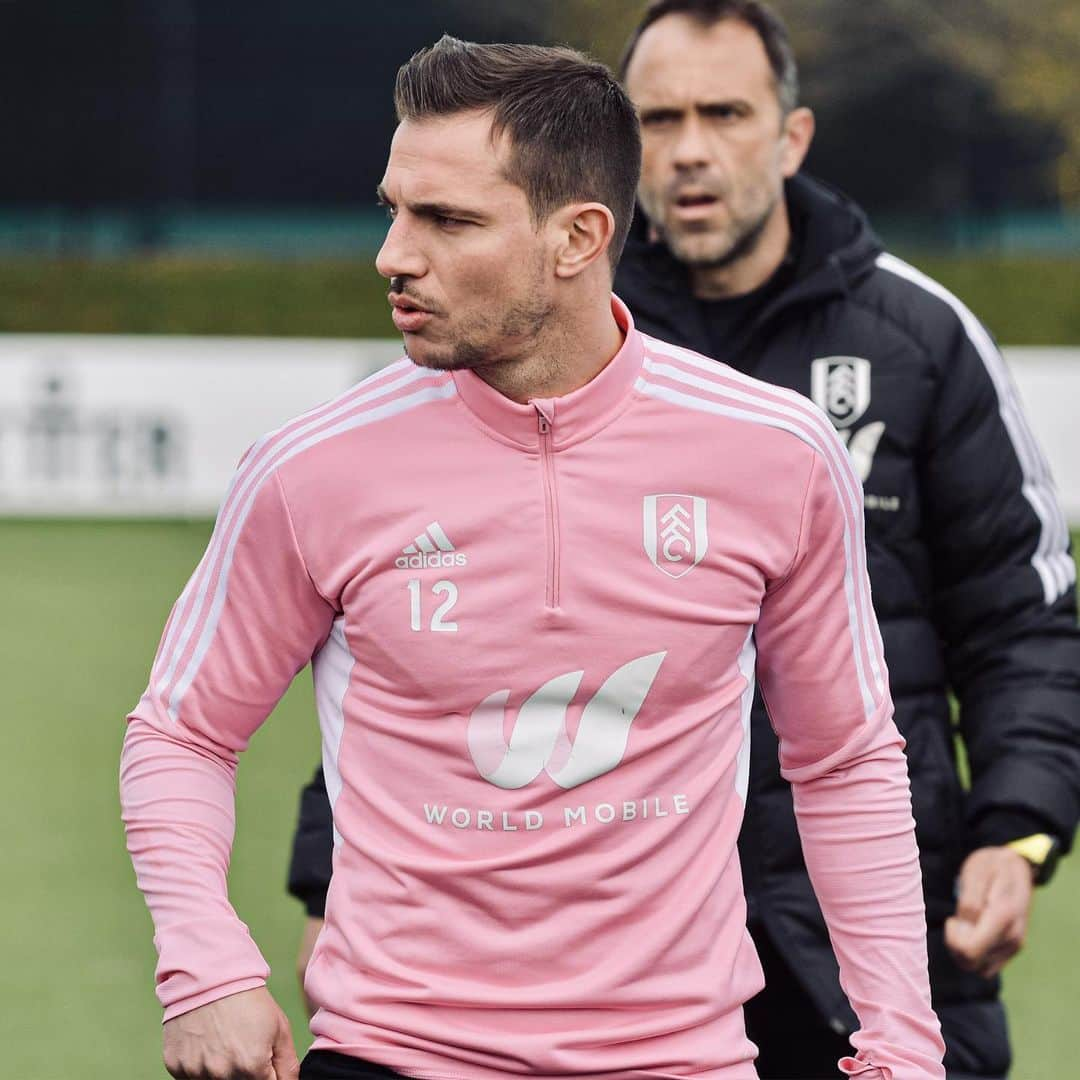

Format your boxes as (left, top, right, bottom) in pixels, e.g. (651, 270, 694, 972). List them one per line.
(811, 356, 871, 429)
(643, 495, 708, 579)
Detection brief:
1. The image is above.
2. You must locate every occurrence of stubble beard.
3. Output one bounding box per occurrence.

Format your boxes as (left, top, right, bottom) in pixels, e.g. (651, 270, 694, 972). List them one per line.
(405, 266, 555, 375)
(666, 207, 771, 269)
(661, 192, 777, 272)
(636, 166, 780, 274)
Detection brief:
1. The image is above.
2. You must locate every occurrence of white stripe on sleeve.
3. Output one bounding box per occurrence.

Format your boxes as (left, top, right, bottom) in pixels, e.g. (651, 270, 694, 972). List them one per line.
(166, 379, 456, 721)
(875, 253, 1075, 605)
(636, 368, 882, 723)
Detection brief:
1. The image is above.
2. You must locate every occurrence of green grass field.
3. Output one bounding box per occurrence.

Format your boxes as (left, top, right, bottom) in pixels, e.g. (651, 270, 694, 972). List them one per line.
(3, 519, 1078, 1079)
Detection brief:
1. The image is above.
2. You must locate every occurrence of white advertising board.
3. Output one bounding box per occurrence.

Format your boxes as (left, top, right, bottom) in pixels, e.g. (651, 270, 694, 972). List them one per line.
(1000, 349, 1080, 524)
(0, 335, 400, 516)
(1, 335, 1078, 522)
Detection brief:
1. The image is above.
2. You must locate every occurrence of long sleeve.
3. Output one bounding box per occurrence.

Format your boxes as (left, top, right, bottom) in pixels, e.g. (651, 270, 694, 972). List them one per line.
(920, 316, 1080, 853)
(757, 448, 946, 1080)
(120, 466, 335, 1020)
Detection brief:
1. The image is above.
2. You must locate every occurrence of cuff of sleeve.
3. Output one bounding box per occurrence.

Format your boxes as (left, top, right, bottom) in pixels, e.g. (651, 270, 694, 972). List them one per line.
(967, 807, 1056, 850)
(153, 914, 271, 1016)
(965, 755, 1077, 854)
(839, 1058, 888, 1078)
(161, 977, 269, 1023)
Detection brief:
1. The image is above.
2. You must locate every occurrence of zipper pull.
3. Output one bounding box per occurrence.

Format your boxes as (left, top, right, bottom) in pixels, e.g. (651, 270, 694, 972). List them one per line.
(534, 402, 553, 435)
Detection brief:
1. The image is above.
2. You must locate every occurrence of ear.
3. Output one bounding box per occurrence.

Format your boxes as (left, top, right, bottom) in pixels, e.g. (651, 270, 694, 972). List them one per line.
(780, 106, 815, 178)
(551, 203, 617, 280)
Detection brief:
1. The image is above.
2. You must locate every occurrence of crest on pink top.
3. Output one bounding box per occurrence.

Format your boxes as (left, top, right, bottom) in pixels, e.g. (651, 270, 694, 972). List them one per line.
(643, 494, 708, 579)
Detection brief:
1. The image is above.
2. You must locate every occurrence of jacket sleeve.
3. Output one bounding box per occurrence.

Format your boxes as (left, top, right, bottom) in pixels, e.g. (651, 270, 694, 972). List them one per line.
(120, 466, 336, 1019)
(757, 442, 945, 1080)
(920, 310, 1080, 853)
(287, 766, 334, 917)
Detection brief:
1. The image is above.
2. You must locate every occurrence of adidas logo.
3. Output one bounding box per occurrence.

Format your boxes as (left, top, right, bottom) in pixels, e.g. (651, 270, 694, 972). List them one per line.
(395, 522, 468, 569)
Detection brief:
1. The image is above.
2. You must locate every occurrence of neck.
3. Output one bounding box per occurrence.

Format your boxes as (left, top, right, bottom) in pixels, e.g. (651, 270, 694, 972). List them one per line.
(688, 198, 792, 301)
(474, 290, 624, 404)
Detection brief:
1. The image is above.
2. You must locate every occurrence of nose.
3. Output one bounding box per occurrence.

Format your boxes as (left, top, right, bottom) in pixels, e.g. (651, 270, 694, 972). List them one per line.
(671, 115, 711, 172)
(375, 215, 427, 282)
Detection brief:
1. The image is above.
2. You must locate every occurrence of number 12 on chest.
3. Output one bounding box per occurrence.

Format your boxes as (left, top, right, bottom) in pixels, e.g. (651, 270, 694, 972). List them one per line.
(408, 579, 460, 633)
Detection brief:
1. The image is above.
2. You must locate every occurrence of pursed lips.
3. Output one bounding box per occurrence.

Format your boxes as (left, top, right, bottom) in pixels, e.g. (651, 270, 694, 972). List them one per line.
(388, 293, 439, 332)
(389, 293, 433, 314)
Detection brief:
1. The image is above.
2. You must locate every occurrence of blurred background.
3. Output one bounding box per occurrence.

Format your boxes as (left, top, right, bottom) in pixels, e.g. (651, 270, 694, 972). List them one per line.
(1, 1, 1077, 1076)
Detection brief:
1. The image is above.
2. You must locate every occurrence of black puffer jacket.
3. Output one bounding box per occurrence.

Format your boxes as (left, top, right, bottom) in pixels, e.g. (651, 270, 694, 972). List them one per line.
(289, 174, 1080, 1078)
(616, 173, 1080, 1077)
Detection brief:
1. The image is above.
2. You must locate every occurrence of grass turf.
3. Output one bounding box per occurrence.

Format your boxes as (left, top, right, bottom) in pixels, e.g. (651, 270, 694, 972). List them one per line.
(2, 519, 319, 1077)
(2, 519, 1077, 1078)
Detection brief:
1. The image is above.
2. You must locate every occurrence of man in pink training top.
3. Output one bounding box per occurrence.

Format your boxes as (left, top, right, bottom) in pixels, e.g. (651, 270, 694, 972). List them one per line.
(121, 36, 945, 1080)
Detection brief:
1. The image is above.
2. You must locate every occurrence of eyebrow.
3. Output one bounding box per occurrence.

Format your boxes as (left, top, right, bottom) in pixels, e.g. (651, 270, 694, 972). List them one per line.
(376, 185, 486, 222)
(639, 99, 751, 119)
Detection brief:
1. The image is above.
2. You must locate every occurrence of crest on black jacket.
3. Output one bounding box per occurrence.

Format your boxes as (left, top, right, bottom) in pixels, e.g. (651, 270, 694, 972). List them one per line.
(810, 355, 871, 428)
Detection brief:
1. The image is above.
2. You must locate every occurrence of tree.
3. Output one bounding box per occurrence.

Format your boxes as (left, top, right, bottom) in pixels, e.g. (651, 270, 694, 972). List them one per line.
(544, 0, 1078, 213)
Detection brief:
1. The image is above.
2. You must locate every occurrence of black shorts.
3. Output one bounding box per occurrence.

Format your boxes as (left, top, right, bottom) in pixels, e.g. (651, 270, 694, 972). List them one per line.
(743, 928, 854, 1079)
(300, 1050, 410, 1079)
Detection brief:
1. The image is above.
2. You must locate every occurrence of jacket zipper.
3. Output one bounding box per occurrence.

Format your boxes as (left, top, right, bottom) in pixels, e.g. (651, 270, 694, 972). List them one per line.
(535, 403, 560, 609)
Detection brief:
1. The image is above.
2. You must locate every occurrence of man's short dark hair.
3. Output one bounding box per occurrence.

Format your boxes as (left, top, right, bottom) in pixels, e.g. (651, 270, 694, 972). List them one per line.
(394, 36, 642, 271)
(620, 0, 799, 116)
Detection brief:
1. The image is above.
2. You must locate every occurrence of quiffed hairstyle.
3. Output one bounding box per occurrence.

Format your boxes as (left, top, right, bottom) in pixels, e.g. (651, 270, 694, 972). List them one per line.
(394, 36, 642, 270)
(620, 0, 799, 116)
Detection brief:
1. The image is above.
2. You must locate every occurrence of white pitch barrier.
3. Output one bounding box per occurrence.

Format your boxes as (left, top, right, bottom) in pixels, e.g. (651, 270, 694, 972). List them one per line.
(0, 335, 400, 517)
(0, 334, 1078, 522)
(1001, 349, 1080, 525)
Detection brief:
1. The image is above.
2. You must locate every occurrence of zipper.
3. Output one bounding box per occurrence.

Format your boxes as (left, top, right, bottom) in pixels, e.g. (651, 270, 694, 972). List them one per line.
(535, 403, 560, 609)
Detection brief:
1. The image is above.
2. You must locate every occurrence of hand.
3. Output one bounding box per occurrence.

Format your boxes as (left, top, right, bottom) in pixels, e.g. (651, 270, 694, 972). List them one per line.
(945, 845, 1035, 979)
(297, 916, 326, 1019)
(163, 986, 300, 1079)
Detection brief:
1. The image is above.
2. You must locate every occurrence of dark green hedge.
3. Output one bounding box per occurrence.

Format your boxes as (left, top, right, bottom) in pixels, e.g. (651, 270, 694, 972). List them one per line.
(2, 254, 1077, 344)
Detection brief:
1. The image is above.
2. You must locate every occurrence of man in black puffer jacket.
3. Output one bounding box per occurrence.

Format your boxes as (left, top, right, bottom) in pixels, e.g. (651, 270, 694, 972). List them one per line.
(288, 3, 1080, 1076)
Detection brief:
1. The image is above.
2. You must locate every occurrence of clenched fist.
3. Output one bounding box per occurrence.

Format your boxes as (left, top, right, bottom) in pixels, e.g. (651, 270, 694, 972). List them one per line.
(163, 986, 301, 1080)
(945, 846, 1035, 980)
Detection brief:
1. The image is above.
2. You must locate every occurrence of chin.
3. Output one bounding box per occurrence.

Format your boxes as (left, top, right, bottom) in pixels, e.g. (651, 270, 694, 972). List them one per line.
(404, 344, 452, 371)
(404, 341, 484, 373)
(668, 231, 736, 267)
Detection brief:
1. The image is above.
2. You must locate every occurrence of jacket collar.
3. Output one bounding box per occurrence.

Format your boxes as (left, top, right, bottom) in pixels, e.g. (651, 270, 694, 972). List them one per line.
(451, 295, 643, 451)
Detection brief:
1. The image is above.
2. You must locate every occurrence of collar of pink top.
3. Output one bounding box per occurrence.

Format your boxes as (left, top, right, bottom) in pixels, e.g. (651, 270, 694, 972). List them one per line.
(451, 294, 644, 450)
